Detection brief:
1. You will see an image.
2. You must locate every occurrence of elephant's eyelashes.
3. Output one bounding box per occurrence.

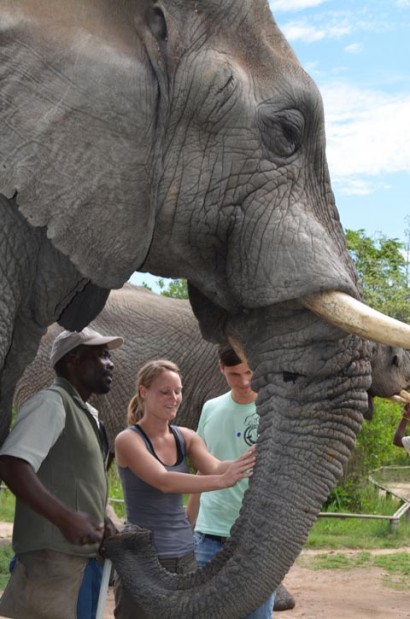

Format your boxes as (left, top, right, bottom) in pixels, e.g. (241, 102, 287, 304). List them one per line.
(258, 108, 304, 159)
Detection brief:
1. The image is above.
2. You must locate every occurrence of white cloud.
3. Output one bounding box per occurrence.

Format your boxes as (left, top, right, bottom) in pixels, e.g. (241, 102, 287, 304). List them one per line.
(282, 23, 326, 42)
(269, 0, 328, 11)
(321, 83, 410, 193)
(344, 43, 363, 54)
(282, 19, 352, 43)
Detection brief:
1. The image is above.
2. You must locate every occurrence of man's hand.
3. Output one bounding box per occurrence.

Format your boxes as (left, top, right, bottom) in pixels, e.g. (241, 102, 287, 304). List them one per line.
(55, 509, 104, 545)
(103, 516, 118, 539)
(0, 456, 106, 546)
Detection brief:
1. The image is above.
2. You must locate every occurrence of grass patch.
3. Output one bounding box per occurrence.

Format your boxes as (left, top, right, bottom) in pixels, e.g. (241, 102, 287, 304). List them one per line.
(297, 551, 410, 587)
(306, 490, 410, 549)
(107, 465, 126, 519)
(0, 488, 15, 523)
(0, 542, 13, 591)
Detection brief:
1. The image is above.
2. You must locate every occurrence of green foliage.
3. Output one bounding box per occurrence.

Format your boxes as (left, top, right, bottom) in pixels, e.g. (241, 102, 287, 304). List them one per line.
(0, 488, 15, 523)
(345, 228, 410, 322)
(158, 278, 188, 299)
(0, 543, 13, 591)
(326, 400, 409, 511)
(356, 401, 409, 471)
(140, 281, 154, 291)
(107, 465, 126, 519)
(308, 499, 410, 550)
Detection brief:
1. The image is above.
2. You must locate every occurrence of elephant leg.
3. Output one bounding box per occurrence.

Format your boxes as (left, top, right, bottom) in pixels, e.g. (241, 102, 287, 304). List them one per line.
(0, 195, 110, 445)
(0, 314, 45, 445)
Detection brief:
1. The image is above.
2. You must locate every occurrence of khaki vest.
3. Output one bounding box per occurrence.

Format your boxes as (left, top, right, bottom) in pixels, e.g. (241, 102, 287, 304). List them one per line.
(13, 378, 108, 557)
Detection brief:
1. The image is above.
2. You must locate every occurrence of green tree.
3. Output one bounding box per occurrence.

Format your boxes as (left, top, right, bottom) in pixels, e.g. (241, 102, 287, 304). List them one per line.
(345, 229, 410, 322)
(158, 278, 188, 299)
(328, 229, 410, 510)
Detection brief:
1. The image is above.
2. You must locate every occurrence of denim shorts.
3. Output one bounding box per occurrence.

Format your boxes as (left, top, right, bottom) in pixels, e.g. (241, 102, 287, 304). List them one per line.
(193, 532, 275, 619)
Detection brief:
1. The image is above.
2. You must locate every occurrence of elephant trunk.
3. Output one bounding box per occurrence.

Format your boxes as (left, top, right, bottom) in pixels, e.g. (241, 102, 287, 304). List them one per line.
(105, 310, 370, 618)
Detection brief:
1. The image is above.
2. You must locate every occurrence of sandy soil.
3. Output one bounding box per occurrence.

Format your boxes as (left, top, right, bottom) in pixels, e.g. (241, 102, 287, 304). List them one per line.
(102, 547, 410, 619)
(0, 523, 408, 618)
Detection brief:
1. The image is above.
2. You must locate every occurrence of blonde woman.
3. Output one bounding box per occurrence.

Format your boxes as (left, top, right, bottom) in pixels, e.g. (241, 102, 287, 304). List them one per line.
(114, 359, 256, 619)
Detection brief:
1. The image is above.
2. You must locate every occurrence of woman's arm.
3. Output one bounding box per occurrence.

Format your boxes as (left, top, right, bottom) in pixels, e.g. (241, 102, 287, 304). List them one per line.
(182, 428, 255, 475)
(115, 429, 255, 494)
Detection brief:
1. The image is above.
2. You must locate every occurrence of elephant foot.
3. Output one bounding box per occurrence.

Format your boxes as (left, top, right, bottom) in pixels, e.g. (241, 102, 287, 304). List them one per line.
(274, 583, 296, 611)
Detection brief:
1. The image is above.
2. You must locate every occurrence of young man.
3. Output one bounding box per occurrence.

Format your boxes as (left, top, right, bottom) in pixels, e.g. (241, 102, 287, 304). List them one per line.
(0, 327, 123, 619)
(393, 403, 410, 455)
(187, 345, 276, 619)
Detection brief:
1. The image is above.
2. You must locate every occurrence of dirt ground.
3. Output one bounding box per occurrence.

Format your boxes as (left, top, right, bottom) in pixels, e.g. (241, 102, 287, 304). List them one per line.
(101, 547, 410, 619)
(0, 523, 408, 618)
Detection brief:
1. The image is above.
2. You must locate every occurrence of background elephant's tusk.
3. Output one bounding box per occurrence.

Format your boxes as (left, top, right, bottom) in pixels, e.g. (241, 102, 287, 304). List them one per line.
(398, 389, 410, 403)
(303, 291, 410, 349)
(389, 394, 407, 404)
(227, 336, 249, 365)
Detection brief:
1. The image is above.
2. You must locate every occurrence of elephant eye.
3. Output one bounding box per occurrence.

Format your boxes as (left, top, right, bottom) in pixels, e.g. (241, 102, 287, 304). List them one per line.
(258, 107, 304, 159)
(148, 6, 168, 43)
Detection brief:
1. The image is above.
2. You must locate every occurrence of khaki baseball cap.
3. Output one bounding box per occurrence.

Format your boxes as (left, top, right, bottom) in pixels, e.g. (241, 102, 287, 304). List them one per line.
(50, 327, 123, 366)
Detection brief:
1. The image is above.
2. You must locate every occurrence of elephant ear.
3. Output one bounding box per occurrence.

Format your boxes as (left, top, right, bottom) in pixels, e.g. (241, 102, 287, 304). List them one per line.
(57, 283, 110, 332)
(0, 1, 159, 288)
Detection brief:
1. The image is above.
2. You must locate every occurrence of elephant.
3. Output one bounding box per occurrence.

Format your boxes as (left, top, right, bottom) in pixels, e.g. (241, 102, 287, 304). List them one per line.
(14, 283, 410, 450)
(14, 284, 228, 452)
(2, 1, 410, 617)
(13, 282, 296, 611)
(14, 283, 410, 615)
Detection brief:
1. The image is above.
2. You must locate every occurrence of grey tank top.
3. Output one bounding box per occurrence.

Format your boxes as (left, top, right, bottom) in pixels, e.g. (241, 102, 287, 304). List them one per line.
(118, 424, 194, 558)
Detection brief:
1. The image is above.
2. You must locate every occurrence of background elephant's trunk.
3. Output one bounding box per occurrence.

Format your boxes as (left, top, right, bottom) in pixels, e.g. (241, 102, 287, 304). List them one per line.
(106, 310, 371, 618)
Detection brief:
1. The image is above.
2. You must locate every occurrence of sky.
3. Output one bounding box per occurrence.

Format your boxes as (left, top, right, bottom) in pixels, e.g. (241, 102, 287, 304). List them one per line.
(131, 0, 410, 290)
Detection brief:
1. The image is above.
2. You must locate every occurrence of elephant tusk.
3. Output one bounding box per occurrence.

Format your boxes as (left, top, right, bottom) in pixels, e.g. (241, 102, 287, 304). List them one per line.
(303, 291, 410, 349)
(389, 395, 407, 404)
(227, 336, 249, 365)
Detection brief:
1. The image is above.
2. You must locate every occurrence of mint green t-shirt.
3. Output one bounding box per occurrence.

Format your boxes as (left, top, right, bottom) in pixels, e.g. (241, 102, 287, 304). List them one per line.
(195, 391, 259, 537)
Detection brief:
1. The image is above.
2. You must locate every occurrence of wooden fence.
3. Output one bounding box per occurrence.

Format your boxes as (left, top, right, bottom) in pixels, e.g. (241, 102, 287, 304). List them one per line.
(318, 466, 410, 532)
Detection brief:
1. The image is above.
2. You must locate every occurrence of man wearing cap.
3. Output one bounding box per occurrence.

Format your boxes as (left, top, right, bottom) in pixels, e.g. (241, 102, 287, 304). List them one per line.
(0, 327, 123, 619)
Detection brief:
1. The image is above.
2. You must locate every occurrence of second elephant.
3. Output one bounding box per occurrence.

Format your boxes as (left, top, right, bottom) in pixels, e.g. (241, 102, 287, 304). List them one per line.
(14, 284, 227, 453)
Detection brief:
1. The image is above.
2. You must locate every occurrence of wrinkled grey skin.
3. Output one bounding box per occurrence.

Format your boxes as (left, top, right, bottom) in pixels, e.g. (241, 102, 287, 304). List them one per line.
(14, 285, 227, 451)
(367, 343, 410, 416)
(0, 195, 110, 447)
(15, 283, 410, 447)
(14, 283, 296, 611)
(0, 1, 408, 617)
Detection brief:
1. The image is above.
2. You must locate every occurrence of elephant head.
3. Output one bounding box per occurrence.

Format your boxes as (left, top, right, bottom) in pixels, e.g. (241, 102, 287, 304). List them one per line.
(2, 1, 410, 617)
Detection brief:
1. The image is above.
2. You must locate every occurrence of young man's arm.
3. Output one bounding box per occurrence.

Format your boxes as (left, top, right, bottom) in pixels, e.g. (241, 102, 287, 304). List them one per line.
(393, 404, 410, 448)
